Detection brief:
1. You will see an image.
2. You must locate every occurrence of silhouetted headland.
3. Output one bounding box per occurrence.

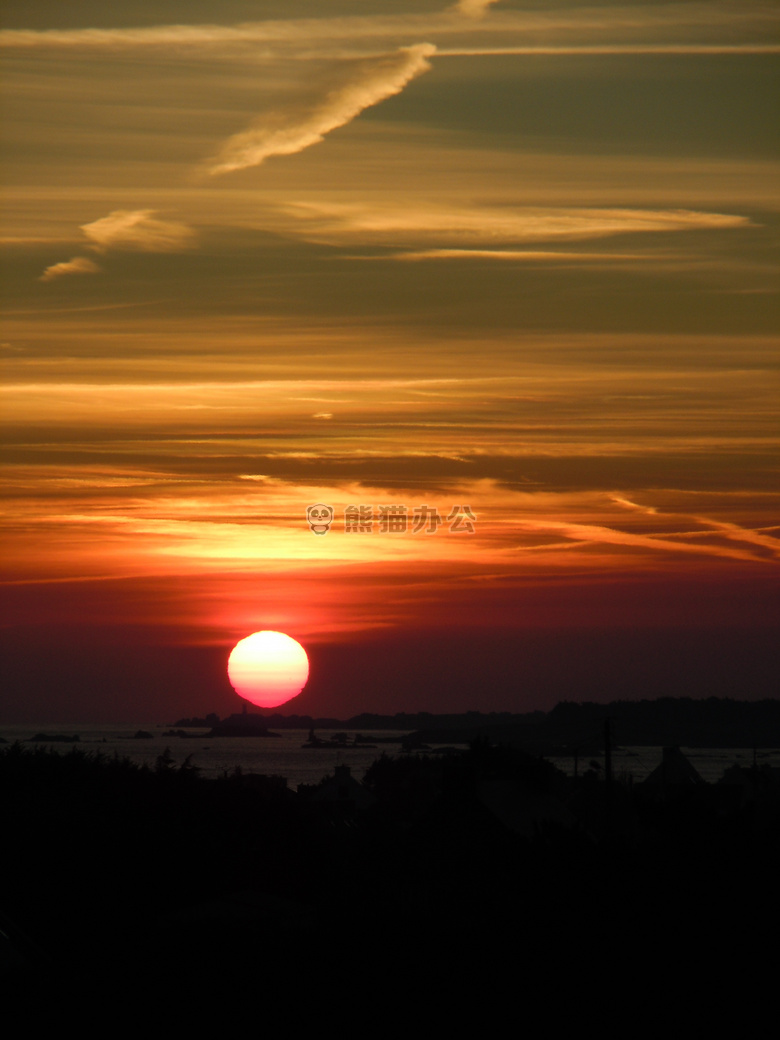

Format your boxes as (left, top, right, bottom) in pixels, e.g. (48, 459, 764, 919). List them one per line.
(174, 696, 780, 749)
(168, 711, 280, 737)
(28, 732, 80, 743)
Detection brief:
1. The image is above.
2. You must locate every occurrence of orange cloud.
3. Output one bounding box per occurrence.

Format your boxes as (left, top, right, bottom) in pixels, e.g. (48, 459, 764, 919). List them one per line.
(204, 44, 436, 175)
(283, 201, 751, 247)
(81, 210, 197, 253)
(454, 0, 501, 19)
(38, 256, 101, 282)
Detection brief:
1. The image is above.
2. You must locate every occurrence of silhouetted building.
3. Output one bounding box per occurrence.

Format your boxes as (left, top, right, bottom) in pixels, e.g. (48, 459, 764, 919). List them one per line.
(641, 746, 705, 793)
(308, 764, 376, 817)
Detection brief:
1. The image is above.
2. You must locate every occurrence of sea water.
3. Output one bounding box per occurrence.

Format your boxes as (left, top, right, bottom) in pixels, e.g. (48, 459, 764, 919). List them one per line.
(2, 722, 778, 788)
(0, 724, 409, 788)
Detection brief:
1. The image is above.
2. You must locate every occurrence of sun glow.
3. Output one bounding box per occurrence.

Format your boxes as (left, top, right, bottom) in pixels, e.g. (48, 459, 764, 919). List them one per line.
(227, 630, 309, 709)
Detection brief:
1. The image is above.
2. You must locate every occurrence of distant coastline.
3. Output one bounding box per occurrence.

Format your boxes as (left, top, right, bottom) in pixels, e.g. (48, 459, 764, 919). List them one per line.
(169, 696, 780, 750)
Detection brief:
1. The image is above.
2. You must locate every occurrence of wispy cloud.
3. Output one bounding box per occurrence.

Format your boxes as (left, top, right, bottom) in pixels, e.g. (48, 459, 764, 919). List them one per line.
(38, 256, 101, 283)
(81, 210, 197, 252)
(700, 518, 780, 557)
(388, 248, 665, 263)
(439, 44, 780, 56)
(454, 0, 502, 19)
(1, 5, 775, 55)
(283, 202, 752, 247)
(612, 494, 780, 560)
(513, 514, 776, 566)
(204, 44, 436, 176)
(38, 211, 196, 283)
(615, 492, 777, 561)
(0, 17, 430, 51)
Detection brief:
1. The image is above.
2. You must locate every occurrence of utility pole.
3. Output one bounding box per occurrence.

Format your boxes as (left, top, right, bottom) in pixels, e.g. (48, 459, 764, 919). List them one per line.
(604, 717, 613, 830)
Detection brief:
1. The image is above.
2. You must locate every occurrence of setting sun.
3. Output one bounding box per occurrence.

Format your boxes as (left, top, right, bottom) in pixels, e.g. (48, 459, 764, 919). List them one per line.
(227, 631, 309, 709)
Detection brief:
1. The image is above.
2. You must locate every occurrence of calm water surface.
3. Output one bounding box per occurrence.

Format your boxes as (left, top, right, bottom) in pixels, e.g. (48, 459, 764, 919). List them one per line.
(2, 723, 777, 789)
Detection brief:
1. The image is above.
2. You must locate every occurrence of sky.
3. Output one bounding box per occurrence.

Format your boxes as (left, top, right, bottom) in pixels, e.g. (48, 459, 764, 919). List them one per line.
(1, 1, 778, 723)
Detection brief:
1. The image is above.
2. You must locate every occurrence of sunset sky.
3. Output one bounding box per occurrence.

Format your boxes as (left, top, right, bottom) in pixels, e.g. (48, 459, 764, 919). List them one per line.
(2, 1, 778, 723)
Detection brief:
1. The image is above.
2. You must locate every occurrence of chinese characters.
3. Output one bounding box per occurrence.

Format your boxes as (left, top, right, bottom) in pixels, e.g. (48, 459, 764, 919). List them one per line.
(308, 504, 476, 535)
